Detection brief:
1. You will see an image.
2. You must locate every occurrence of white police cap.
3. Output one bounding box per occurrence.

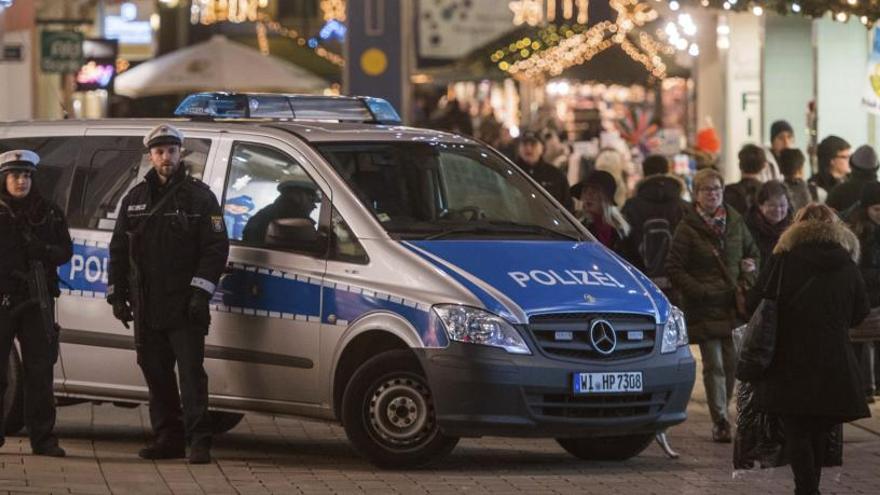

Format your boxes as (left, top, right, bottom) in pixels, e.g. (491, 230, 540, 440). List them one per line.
(144, 123, 184, 148)
(0, 149, 40, 174)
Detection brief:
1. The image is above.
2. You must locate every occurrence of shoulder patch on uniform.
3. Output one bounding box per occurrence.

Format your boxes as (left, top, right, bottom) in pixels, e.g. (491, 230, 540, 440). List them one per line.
(211, 215, 225, 233)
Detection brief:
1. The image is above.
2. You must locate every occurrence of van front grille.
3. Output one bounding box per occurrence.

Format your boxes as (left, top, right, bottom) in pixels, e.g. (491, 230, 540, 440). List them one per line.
(527, 391, 670, 419)
(528, 313, 657, 361)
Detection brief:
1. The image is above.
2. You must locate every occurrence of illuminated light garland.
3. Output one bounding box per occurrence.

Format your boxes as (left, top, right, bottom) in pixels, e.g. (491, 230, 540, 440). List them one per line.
(258, 16, 345, 66)
(500, 0, 670, 81)
(666, 0, 880, 25)
(256, 21, 270, 55)
(191, 0, 269, 25)
(320, 0, 347, 21)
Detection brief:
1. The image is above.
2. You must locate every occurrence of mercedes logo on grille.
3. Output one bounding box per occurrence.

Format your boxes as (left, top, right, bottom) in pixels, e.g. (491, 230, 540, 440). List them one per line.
(590, 319, 617, 355)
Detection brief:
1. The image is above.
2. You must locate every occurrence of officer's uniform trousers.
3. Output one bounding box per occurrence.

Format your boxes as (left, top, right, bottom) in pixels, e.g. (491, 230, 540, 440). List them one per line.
(137, 321, 211, 449)
(0, 294, 58, 450)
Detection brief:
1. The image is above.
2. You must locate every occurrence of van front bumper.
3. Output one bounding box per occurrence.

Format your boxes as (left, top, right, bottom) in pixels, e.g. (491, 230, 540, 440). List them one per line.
(416, 343, 696, 439)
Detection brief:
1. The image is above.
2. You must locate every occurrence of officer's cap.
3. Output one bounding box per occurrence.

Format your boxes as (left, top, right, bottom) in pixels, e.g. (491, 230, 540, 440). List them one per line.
(144, 124, 184, 149)
(0, 150, 40, 175)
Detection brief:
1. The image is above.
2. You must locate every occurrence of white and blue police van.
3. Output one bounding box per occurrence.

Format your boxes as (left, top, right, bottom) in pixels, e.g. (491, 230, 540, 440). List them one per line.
(0, 93, 695, 467)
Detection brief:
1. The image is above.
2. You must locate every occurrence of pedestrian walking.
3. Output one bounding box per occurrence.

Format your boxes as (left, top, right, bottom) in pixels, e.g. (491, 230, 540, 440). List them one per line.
(751, 203, 869, 495)
(845, 182, 880, 403)
(0, 150, 72, 457)
(620, 155, 688, 297)
(827, 145, 880, 213)
(107, 124, 230, 464)
(809, 136, 851, 204)
(724, 144, 767, 215)
(570, 170, 630, 250)
(745, 181, 793, 265)
(514, 132, 573, 211)
(778, 149, 811, 212)
(760, 120, 793, 182)
(666, 168, 760, 443)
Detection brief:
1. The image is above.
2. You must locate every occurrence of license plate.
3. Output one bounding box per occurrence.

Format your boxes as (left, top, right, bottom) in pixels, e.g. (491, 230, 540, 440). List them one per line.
(573, 372, 643, 394)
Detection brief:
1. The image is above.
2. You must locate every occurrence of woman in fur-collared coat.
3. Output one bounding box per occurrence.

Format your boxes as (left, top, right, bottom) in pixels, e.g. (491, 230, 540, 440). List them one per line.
(751, 203, 869, 495)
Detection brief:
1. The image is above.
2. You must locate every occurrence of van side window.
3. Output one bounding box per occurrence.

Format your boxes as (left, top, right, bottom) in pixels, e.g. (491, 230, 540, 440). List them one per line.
(330, 207, 368, 264)
(68, 136, 211, 230)
(223, 142, 324, 251)
(0, 137, 79, 209)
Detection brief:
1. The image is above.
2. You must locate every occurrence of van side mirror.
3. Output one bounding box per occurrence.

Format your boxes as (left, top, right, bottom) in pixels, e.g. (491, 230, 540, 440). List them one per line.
(265, 218, 326, 253)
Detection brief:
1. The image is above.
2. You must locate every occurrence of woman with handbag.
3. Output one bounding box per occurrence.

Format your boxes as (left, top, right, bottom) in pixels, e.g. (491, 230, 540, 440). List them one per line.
(752, 204, 869, 495)
(845, 182, 880, 403)
(666, 168, 760, 443)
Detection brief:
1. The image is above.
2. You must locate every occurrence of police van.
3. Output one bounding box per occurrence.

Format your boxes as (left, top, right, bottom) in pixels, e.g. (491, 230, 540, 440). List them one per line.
(0, 93, 695, 468)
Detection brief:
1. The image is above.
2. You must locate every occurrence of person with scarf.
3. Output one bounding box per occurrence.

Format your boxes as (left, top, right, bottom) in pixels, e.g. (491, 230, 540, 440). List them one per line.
(746, 181, 793, 265)
(0, 150, 72, 457)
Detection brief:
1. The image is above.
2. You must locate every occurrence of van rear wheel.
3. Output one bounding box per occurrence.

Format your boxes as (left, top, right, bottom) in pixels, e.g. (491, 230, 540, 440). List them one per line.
(556, 433, 654, 461)
(341, 349, 458, 469)
(4, 348, 24, 436)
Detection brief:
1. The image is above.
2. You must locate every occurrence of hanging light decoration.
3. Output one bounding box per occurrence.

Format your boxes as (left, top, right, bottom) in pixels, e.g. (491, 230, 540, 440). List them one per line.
(190, 0, 269, 25)
(668, 0, 879, 25)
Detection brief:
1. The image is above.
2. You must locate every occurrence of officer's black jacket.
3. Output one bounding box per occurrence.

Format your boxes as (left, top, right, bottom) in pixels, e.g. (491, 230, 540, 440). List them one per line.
(0, 189, 73, 298)
(108, 166, 229, 330)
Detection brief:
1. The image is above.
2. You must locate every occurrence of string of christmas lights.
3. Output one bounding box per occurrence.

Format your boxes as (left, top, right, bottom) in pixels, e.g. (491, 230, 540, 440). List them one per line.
(665, 0, 879, 25)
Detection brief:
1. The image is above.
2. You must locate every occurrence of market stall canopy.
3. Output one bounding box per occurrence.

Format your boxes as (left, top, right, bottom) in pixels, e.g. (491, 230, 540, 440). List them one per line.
(115, 35, 328, 98)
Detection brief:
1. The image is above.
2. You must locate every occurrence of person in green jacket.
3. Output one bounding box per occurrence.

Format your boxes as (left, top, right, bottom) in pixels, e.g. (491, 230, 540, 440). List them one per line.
(666, 168, 760, 443)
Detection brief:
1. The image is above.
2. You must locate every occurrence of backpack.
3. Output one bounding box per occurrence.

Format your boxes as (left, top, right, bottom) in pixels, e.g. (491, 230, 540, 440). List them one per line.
(638, 217, 673, 286)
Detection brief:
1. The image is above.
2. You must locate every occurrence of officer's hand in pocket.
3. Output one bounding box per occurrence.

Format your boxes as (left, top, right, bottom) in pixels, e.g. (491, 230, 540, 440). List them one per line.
(187, 289, 211, 327)
(111, 299, 133, 329)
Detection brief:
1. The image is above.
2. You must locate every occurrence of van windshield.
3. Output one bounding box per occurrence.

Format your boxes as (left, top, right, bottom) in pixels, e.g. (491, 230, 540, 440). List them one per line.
(316, 142, 587, 241)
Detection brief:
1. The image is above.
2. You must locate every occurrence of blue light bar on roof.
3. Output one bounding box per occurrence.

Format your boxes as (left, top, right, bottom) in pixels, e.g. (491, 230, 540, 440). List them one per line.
(174, 92, 402, 124)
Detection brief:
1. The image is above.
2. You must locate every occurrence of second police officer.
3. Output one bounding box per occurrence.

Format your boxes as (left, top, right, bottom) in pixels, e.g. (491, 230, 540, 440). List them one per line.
(107, 124, 229, 464)
(0, 150, 72, 457)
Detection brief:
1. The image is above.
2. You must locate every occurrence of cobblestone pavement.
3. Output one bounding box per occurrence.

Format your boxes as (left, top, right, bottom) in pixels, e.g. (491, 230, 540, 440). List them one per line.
(1, 346, 879, 494)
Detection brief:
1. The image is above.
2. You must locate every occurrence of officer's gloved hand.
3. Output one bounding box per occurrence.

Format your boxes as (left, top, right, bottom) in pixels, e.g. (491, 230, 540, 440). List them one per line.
(107, 294, 133, 329)
(187, 288, 212, 327)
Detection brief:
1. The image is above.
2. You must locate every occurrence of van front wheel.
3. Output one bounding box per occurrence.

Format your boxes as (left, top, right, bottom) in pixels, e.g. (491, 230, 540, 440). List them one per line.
(556, 433, 654, 461)
(341, 350, 458, 468)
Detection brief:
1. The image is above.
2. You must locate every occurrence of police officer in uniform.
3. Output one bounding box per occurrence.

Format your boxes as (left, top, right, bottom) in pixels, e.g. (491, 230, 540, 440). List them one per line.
(107, 125, 229, 464)
(0, 150, 72, 457)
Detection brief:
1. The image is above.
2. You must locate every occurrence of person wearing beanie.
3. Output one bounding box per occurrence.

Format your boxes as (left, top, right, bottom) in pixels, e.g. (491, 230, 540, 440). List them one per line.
(570, 170, 630, 249)
(0, 150, 72, 457)
(760, 120, 794, 182)
(514, 131, 573, 211)
(809, 135, 852, 203)
(778, 148, 811, 212)
(845, 180, 880, 404)
(724, 144, 767, 215)
(827, 145, 880, 213)
(620, 155, 688, 290)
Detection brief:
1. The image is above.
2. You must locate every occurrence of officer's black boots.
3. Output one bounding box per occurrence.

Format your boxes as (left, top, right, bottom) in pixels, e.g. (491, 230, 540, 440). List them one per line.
(33, 445, 66, 457)
(138, 442, 186, 460)
(188, 444, 211, 464)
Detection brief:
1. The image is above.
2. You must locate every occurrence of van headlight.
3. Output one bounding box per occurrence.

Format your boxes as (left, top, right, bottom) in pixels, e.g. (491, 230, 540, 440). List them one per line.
(661, 306, 688, 354)
(432, 305, 531, 355)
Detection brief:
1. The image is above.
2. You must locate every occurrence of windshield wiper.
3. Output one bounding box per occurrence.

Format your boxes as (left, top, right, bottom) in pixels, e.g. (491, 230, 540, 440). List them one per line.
(486, 220, 582, 241)
(422, 221, 582, 241)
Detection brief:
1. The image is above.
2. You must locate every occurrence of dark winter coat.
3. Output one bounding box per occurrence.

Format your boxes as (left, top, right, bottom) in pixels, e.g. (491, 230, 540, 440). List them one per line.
(753, 220, 870, 422)
(745, 207, 792, 268)
(666, 204, 760, 343)
(854, 223, 880, 307)
(826, 169, 878, 213)
(783, 178, 812, 213)
(108, 166, 230, 331)
(808, 172, 842, 204)
(724, 178, 763, 215)
(620, 174, 688, 271)
(0, 189, 72, 298)
(516, 158, 573, 212)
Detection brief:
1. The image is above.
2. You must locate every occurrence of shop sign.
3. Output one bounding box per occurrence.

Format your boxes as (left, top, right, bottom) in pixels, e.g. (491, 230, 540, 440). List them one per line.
(862, 27, 880, 115)
(41, 31, 84, 73)
(75, 39, 118, 92)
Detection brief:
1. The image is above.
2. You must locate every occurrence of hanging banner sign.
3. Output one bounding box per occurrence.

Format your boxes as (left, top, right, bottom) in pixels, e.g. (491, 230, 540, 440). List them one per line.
(861, 26, 880, 115)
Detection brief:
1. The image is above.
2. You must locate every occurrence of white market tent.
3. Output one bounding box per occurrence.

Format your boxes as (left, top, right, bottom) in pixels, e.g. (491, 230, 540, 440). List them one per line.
(115, 35, 328, 98)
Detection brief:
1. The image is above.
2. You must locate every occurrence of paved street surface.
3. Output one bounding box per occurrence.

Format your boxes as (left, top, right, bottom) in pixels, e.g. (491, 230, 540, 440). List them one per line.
(1, 346, 879, 494)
